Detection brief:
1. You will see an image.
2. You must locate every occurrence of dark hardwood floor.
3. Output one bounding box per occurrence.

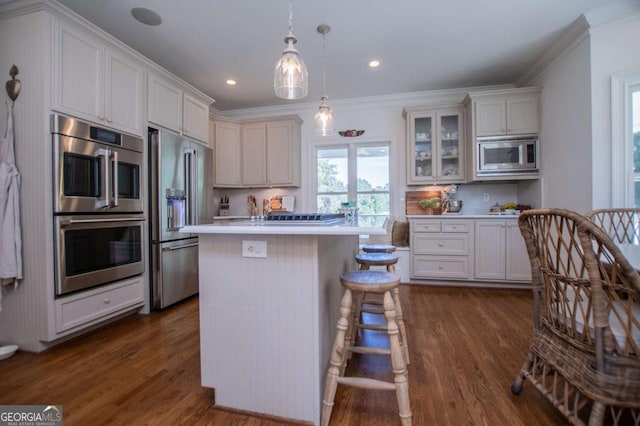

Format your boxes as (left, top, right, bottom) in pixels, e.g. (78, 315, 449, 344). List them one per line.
(0, 285, 568, 425)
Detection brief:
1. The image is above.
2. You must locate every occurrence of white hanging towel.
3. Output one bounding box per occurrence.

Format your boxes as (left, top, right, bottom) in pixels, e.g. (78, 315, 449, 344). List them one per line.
(0, 104, 23, 311)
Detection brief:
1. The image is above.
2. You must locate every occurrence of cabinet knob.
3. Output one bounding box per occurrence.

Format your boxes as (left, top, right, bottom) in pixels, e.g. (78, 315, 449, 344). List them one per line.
(438, 243, 444, 247)
(104, 298, 111, 304)
(438, 265, 443, 270)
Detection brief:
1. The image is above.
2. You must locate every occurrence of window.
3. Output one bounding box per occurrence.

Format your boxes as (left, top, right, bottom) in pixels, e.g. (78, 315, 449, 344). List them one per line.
(612, 71, 640, 207)
(315, 142, 390, 227)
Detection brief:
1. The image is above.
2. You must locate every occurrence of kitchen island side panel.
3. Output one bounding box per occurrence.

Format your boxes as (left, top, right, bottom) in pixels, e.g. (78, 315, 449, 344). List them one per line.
(197, 233, 358, 424)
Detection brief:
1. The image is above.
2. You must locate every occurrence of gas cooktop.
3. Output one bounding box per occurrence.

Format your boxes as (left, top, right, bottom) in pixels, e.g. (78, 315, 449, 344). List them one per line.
(256, 213, 345, 225)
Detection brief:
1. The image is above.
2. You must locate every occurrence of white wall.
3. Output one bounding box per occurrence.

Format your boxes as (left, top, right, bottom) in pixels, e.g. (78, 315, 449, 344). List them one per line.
(530, 36, 592, 212)
(589, 13, 640, 208)
(0, 10, 53, 351)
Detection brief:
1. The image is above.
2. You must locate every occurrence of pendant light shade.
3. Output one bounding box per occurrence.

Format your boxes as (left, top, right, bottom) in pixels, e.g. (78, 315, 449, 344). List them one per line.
(315, 96, 334, 136)
(315, 24, 335, 136)
(274, 0, 308, 100)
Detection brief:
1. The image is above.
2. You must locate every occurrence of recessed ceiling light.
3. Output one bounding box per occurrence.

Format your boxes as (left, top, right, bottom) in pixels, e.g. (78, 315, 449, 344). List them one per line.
(368, 60, 381, 68)
(131, 7, 162, 26)
(226, 79, 237, 86)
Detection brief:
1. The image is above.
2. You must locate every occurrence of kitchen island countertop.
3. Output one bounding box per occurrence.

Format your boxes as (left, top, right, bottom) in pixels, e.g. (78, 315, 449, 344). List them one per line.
(182, 222, 386, 235)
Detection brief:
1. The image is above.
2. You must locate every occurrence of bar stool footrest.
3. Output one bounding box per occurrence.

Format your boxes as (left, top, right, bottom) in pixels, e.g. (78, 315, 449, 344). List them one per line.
(357, 323, 387, 331)
(349, 345, 391, 356)
(336, 376, 396, 391)
(361, 306, 385, 314)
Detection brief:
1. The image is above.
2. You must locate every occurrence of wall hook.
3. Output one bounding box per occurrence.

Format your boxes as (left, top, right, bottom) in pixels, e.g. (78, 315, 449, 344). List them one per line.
(6, 64, 21, 103)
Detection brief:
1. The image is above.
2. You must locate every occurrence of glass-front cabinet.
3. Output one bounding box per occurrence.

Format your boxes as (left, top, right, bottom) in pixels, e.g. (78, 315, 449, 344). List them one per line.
(404, 105, 465, 184)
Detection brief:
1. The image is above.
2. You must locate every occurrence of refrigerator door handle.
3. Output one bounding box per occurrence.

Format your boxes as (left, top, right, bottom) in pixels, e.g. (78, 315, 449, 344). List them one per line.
(184, 148, 198, 225)
(161, 242, 199, 251)
(191, 149, 198, 225)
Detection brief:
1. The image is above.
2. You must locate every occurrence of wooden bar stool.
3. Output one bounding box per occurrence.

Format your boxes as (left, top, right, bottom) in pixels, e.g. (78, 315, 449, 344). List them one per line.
(355, 252, 398, 272)
(353, 252, 409, 365)
(321, 270, 412, 425)
(362, 243, 396, 253)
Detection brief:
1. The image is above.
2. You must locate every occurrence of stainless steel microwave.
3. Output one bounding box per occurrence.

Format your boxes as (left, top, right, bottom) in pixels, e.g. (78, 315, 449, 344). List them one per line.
(476, 135, 538, 176)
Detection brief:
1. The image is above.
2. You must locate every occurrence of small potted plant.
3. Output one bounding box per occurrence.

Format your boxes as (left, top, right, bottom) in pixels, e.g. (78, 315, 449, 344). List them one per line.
(418, 197, 440, 215)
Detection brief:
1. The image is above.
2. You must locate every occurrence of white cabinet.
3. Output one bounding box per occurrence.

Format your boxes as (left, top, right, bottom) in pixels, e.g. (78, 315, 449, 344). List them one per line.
(404, 105, 465, 184)
(411, 219, 472, 279)
(465, 87, 541, 138)
(213, 115, 302, 188)
(241, 122, 267, 185)
(475, 96, 539, 136)
(266, 120, 300, 186)
(474, 220, 531, 282)
(213, 118, 242, 187)
(183, 93, 211, 143)
(55, 276, 144, 333)
(53, 20, 143, 136)
(148, 73, 211, 144)
(505, 221, 532, 281)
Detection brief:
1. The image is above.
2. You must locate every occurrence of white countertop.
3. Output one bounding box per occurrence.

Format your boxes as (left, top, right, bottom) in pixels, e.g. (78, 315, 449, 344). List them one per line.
(406, 214, 521, 219)
(182, 222, 386, 236)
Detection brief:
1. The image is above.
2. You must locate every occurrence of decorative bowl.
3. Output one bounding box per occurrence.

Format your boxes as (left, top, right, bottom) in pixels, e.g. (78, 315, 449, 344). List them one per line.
(0, 344, 19, 360)
(338, 130, 365, 137)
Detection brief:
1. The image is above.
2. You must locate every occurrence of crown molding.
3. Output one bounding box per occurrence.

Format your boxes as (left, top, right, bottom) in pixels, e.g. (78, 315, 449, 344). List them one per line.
(0, 0, 47, 19)
(584, 1, 640, 29)
(218, 84, 513, 119)
(516, 14, 590, 86)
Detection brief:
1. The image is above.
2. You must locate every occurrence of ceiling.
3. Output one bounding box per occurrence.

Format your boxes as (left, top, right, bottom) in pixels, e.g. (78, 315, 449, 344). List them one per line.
(56, 0, 637, 112)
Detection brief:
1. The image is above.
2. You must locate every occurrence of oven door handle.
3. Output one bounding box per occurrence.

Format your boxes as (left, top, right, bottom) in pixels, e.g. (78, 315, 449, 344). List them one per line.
(111, 150, 119, 207)
(60, 217, 146, 226)
(96, 148, 110, 209)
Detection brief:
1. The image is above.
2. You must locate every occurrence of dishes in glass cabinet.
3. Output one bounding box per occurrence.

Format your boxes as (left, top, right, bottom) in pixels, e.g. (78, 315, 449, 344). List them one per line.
(415, 132, 430, 141)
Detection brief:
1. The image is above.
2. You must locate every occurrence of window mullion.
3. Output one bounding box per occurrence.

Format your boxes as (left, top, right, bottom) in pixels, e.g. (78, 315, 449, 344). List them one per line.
(348, 143, 357, 203)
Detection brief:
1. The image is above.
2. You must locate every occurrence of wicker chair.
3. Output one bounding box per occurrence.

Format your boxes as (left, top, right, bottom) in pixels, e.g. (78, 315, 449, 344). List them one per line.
(512, 208, 640, 426)
(585, 208, 640, 245)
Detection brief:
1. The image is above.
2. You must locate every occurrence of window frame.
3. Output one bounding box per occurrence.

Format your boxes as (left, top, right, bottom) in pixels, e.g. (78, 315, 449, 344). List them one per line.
(612, 70, 640, 207)
(311, 138, 393, 226)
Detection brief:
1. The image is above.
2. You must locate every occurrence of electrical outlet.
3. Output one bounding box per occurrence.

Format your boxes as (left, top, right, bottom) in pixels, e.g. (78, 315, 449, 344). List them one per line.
(483, 193, 490, 202)
(242, 240, 267, 258)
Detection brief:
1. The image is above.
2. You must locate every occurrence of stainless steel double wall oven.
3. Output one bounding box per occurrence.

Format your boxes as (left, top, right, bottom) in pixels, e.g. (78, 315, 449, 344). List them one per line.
(52, 114, 145, 296)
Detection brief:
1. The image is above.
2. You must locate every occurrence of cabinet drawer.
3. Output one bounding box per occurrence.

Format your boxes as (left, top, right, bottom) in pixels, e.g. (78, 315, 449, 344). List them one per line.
(412, 234, 470, 255)
(441, 221, 471, 233)
(412, 255, 470, 279)
(411, 220, 440, 233)
(55, 277, 144, 333)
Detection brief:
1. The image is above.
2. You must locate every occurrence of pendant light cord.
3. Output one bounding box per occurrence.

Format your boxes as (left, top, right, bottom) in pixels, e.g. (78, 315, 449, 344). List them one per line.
(288, 0, 294, 36)
(322, 30, 327, 97)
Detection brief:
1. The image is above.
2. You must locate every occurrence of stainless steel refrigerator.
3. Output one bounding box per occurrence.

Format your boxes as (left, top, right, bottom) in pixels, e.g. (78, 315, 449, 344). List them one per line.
(149, 128, 213, 309)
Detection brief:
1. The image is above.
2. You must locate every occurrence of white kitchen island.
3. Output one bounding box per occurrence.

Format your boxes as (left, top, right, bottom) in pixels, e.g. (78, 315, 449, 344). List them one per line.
(181, 221, 384, 425)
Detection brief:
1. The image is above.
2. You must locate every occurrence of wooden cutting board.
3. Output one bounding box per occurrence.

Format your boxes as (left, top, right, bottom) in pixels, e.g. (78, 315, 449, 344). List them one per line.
(406, 190, 442, 215)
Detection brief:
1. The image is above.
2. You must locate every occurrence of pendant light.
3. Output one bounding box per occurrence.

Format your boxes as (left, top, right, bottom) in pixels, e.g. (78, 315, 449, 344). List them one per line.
(274, 0, 308, 100)
(314, 24, 335, 136)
